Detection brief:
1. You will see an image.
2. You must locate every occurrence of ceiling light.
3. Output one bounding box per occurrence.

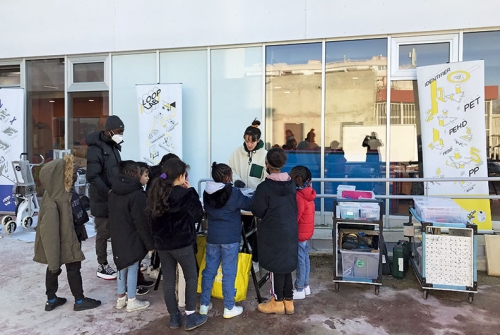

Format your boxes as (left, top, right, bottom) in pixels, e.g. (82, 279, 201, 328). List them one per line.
(352, 77, 359, 80)
(49, 100, 55, 103)
(284, 91, 291, 94)
(88, 99, 94, 102)
(274, 86, 282, 89)
(43, 85, 59, 90)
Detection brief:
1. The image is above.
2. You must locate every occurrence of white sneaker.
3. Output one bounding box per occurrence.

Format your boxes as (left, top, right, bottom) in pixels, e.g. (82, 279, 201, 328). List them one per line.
(293, 289, 306, 300)
(126, 298, 150, 312)
(96, 264, 117, 280)
(116, 297, 127, 310)
(223, 305, 243, 319)
(304, 285, 311, 296)
(199, 302, 212, 315)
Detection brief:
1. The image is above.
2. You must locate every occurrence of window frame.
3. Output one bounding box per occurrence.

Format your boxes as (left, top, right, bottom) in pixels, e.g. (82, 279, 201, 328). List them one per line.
(67, 55, 109, 92)
(390, 34, 459, 80)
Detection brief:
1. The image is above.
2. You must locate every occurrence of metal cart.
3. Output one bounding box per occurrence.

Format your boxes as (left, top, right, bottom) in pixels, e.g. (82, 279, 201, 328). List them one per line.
(333, 198, 384, 295)
(1, 153, 44, 234)
(408, 207, 477, 303)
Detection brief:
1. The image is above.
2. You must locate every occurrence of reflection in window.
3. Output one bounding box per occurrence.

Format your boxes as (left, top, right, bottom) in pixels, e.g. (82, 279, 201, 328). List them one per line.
(399, 43, 449, 70)
(324, 39, 388, 213)
(464, 30, 500, 220)
(0, 65, 21, 86)
(27, 59, 65, 195)
(265, 43, 322, 210)
(68, 91, 109, 164)
(73, 62, 105, 83)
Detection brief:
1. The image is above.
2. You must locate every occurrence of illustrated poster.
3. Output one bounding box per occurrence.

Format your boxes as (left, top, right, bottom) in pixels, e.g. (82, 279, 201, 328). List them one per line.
(0, 88, 25, 212)
(416, 60, 491, 230)
(136, 84, 182, 164)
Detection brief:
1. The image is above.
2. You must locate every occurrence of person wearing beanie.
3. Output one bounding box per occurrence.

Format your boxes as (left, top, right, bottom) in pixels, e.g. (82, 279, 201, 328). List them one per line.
(85, 115, 125, 280)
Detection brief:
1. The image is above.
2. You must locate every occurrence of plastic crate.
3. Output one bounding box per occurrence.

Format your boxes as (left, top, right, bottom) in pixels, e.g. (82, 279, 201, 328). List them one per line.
(341, 249, 379, 279)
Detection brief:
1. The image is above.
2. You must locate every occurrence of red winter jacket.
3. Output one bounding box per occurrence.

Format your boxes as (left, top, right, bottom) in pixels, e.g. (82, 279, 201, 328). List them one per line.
(297, 187, 316, 242)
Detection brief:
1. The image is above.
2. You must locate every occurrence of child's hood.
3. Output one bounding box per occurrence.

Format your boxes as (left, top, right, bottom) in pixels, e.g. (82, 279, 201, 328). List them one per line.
(203, 181, 232, 209)
(39, 155, 74, 200)
(265, 177, 294, 196)
(168, 186, 194, 212)
(111, 174, 143, 195)
(297, 186, 316, 202)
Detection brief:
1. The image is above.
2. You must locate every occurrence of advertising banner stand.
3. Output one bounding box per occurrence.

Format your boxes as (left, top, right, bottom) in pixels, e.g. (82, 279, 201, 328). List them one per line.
(416, 60, 491, 231)
(0, 88, 25, 214)
(136, 84, 183, 165)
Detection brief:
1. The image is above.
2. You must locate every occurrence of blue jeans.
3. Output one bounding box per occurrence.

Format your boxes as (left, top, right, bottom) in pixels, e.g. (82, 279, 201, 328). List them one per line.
(200, 242, 239, 309)
(117, 261, 139, 299)
(294, 240, 310, 291)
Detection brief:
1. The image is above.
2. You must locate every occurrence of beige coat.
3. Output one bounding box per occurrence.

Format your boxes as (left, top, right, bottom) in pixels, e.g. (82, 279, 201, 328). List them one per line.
(33, 155, 85, 272)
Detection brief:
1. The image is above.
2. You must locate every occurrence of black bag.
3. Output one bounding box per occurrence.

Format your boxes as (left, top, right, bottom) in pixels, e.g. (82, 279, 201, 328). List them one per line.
(342, 233, 373, 250)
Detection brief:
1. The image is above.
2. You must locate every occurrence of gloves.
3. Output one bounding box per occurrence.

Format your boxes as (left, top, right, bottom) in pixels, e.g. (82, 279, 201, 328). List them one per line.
(234, 180, 245, 188)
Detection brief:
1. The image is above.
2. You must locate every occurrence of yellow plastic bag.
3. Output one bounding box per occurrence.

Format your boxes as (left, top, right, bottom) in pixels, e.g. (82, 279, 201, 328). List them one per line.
(197, 251, 252, 302)
(195, 234, 207, 268)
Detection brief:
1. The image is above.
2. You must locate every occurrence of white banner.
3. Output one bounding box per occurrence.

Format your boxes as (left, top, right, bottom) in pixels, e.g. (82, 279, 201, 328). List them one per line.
(0, 88, 25, 212)
(136, 84, 182, 165)
(417, 60, 491, 229)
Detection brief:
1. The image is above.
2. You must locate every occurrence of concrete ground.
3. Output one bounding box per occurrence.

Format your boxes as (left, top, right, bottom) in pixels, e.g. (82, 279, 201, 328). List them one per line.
(2, 226, 500, 335)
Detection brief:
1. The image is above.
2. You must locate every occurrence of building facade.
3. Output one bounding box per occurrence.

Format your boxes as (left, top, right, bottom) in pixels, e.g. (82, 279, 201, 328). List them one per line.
(1, 0, 499, 225)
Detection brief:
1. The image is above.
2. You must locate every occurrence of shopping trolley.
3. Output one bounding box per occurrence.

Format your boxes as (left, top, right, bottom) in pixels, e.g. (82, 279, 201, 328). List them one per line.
(1, 153, 44, 234)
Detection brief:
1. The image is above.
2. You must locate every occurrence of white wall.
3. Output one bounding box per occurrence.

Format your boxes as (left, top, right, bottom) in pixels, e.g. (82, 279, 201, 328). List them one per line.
(2, 0, 499, 59)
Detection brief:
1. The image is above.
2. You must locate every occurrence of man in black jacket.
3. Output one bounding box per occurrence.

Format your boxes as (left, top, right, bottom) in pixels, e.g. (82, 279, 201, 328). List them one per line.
(85, 115, 124, 280)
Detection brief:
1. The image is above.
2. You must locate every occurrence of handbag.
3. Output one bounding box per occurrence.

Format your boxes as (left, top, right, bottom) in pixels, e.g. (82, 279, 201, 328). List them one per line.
(197, 250, 252, 302)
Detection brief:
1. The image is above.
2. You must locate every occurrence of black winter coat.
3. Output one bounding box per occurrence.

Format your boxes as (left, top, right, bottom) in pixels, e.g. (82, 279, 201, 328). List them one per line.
(150, 186, 203, 251)
(85, 131, 122, 217)
(109, 174, 154, 271)
(251, 178, 298, 274)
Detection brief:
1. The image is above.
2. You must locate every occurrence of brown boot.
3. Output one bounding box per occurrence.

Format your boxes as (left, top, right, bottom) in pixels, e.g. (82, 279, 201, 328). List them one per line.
(257, 297, 285, 315)
(284, 299, 294, 315)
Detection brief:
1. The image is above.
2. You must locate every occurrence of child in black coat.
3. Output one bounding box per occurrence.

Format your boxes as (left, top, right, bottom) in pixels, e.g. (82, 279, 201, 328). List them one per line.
(251, 148, 298, 315)
(109, 160, 155, 312)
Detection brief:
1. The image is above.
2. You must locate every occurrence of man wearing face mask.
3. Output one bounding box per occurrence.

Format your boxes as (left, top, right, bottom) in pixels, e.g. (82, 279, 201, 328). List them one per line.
(85, 115, 124, 280)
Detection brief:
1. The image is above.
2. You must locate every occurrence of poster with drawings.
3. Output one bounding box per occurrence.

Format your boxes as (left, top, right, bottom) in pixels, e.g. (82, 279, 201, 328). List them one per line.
(136, 84, 182, 165)
(417, 60, 491, 230)
(0, 88, 25, 212)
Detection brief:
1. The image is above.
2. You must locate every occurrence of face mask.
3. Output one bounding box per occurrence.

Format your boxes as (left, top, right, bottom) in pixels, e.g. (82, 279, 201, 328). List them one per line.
(111, 132, 123, 144)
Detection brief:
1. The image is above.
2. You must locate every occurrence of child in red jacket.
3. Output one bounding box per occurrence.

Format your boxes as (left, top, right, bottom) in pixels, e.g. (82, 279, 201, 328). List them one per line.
(290, 165, 316, 299)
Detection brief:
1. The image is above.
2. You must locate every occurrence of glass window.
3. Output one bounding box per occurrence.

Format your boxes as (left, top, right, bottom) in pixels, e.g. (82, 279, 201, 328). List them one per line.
(160, 50, 208, 185)
(325, 39, 388, 214)
(211, 47, 263, 165)
(68, 91, 109, 166)
(0, 65, 21, 86)
(265, 43, 322, 208)
(73, 62, 105, 83)
(27, 59, 65, 194)
(112, 53, 157, 161)
(398, 43, 450, 70)
(464, 30, 500, 221)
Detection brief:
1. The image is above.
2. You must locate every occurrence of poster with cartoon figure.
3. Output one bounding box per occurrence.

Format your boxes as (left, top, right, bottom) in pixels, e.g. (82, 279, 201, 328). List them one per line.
(0, 88, 25, 212)
(136, 84, 182, 165)
(417, 60, 491, 230)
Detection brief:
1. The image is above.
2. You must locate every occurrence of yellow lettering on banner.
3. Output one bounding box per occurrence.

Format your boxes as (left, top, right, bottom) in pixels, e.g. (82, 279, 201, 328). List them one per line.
(470, 147, 481, 163)
(438, 87, 446, 102)
(433, 128, 440, 142)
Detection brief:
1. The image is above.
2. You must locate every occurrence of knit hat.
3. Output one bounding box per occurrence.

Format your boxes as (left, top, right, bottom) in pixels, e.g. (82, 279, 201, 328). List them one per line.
(105, 115, 124, 131)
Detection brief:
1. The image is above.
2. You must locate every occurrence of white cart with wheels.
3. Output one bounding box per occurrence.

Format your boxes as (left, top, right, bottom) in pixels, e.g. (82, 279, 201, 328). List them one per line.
(332, 198, 384, 295)
(408, 207, 477, 303)
(1, 153, 44, 234)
